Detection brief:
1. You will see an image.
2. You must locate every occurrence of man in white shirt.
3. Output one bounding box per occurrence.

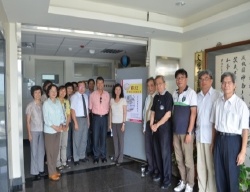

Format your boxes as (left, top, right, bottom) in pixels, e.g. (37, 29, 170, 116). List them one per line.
(70, 81, 89, 165)
(211, 72, 249, 192)
(196, 70, 220, 192)
(142, 77, 157, 176)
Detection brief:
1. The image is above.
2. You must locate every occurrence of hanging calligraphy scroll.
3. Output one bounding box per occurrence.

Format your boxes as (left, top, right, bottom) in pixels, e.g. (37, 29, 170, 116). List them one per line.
(215, 50, 250, 109)
(194, 51, 205, 92)
(205, 40, 250, 109)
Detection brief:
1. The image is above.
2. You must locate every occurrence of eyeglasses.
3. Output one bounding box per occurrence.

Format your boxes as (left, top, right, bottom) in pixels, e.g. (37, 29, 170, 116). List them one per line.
(100, 97, 102, 104)
(199, 77, 211, 82)
(176, 76, 186, 81)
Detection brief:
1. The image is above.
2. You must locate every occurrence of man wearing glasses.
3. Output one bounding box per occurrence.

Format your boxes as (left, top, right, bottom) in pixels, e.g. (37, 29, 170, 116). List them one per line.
(89, 76, 110, 164)
(172, 68, 197, 192)
(196, 70, 220, 192)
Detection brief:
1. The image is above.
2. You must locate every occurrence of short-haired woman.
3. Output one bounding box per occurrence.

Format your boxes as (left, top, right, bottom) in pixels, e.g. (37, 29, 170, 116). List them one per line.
(26, 85, 45, 180)
(109, 83, 127, 166)
(43, 84, 65, 181)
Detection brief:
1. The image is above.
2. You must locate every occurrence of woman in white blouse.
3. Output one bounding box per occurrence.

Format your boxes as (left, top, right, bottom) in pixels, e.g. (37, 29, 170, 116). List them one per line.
(109, 83, 127, 166)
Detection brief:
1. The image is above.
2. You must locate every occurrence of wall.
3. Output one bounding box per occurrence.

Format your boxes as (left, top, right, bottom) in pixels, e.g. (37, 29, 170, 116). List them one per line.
(148, 39, 182, 77)
(182, 22, 250, 87)
(182, 22, 250, 166)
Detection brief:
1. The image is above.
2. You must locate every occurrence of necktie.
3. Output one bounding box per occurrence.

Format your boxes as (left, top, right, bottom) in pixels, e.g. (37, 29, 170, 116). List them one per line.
(82, 94, 87, 117)
(146, 95, 153, 122)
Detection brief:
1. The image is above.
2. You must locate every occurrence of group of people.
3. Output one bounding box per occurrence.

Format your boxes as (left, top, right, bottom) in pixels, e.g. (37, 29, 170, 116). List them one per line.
(26, 76, 127, 181)
(143, 69, 249, 192)
(26, 68, 249, 191)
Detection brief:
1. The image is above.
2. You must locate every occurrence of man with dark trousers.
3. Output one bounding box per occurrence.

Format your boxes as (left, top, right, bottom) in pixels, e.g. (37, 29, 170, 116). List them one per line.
(211, 72, 249, 192)
(89, 76, 110, 164)
(142, 77, 158, 176)
(150, 75, 173, 190)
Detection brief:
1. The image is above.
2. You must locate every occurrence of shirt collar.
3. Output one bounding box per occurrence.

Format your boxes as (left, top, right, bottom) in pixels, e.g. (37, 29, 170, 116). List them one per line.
(199, 86, 214, 97)
(222, 93, 236, 103)
(158, 90, 167, 95)
(176, 86, 188, 94)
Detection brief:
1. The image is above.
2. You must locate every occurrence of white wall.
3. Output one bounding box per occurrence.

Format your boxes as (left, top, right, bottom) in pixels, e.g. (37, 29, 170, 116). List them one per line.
(149, 39, 182, 77)
(182, 22, 250, 166)
(182, 22, 250, 87)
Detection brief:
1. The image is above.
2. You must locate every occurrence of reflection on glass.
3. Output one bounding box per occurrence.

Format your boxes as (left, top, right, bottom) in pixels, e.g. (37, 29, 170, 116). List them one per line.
(0, 34, 9, 191)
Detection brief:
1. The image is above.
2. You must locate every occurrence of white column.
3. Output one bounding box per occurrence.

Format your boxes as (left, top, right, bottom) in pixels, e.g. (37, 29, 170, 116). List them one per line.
(4, 22, 24, 186)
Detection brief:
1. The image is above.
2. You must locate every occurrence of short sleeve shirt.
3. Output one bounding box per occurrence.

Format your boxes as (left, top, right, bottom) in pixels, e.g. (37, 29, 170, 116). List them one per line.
(210, 94, 249, 134)
(172, 86, 197, 134)
(151, 90, 173, 127)
(110, 98, 127, 123)
(70, 92, 89, 117)
(26, 101, 43, 132)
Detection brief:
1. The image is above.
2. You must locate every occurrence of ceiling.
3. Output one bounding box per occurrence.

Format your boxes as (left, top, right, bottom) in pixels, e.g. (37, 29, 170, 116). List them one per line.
(1, 0, 250, 61)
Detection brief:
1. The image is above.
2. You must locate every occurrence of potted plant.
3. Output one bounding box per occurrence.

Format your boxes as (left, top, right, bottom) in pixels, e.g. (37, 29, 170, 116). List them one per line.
(239, 133, 250, 192)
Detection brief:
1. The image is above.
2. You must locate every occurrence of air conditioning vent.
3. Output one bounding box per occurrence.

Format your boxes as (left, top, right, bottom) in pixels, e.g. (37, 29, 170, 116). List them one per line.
(101, 49, 123, 54)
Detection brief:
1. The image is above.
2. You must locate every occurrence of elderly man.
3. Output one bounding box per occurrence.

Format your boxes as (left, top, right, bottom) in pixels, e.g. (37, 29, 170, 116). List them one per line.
(211, 72, 249, 192)
(142, 77, 157, 176)
(196, 70, 220, 192)
(150, 75, 173, 190)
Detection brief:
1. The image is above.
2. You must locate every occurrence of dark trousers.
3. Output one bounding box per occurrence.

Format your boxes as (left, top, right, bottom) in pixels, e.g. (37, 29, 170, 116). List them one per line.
(153, 125, 172, 185)
(86, 113, 93, 154)
(214, 134, 241, 192)
(145, 121, 157, 173)
(92, 115, 108, 159)
(112, 123, 124, 163)
(66, 122, 73, 159)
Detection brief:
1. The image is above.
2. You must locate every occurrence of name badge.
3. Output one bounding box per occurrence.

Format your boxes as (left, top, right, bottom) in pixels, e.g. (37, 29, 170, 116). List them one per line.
(160, 105, 164, 110)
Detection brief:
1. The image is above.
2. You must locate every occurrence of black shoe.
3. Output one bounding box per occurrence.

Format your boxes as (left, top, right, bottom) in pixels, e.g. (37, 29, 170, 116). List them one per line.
(63, 164, 71, 169)
(153, 176, 161, 182)
(145, 170, 153, 176)
(74, 161, 79, 166)
(34, 174, 41, 180)
(93, 159, 99, 164)
(101, 158, 107, 163)
(161, 183, 171, 190)
(39, 171, 46, 177)
(56, 165, 64, 171)
(80, 158, 89, 163)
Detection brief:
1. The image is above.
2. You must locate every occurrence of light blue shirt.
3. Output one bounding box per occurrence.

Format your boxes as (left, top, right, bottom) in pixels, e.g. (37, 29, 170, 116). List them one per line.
(43, 98, 65, 134)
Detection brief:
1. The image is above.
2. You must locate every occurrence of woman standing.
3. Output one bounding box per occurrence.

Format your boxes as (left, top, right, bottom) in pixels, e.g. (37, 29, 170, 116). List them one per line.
(26, 85, 45, 180)
(109, 83, 127, 166)
(43, 84, 65, 181)
(41, 80, 52, 103)
(65, 82, 74, 162)
(56, 86, 71, 170)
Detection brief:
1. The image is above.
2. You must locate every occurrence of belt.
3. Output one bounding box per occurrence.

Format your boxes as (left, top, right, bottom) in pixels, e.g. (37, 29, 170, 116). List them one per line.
(77, 116, 87, 118)
(217, 131, 238, 136)
(93, 113, 108, 117)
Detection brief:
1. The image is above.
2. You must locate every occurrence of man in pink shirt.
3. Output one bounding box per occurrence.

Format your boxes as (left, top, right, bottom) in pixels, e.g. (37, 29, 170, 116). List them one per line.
(89, 76, 110, 164)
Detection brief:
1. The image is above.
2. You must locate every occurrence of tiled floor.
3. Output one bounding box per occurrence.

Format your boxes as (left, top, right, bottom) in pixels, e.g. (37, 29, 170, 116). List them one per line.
(22, 137, 198, 192)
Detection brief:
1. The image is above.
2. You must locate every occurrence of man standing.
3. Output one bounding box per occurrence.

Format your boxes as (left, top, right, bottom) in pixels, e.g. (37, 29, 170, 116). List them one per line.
(86, 78, 95, 157)
(89, 76, 110, 164)
(142, 77, 157, 176)
(211, 72, 249, 192)
(70, 81, 89, 165)
(172, 69, 197, 192)
(150, 75, 173, 189)
(196, 70, 220, 192)
(85, 79, 95, 97)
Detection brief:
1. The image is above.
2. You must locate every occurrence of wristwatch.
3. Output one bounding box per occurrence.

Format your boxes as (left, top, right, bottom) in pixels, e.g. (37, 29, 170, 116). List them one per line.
(186, 131, 192, 135)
